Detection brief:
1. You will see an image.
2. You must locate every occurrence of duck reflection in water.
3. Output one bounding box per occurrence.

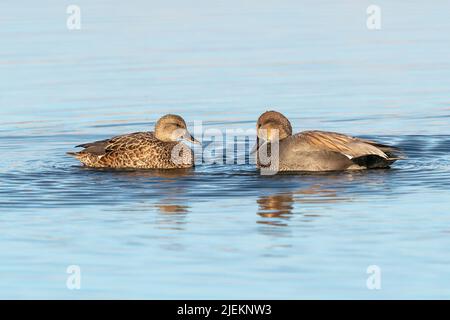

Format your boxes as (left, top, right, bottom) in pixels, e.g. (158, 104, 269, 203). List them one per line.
(257, 193, 294, 225)
(257, 184, 351, 230)
(156, 203, 189, 214)
(90, 168, 193, 229)
(87, 167, 195, 179)
(155, 199, 190, 232)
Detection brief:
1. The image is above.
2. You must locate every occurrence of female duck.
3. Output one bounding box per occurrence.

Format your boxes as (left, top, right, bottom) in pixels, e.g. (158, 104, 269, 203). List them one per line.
(68, 114, 199, 169)
(254, 111, 403, 172)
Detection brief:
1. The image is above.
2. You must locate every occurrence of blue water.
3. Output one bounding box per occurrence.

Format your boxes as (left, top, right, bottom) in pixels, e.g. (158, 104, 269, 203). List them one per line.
(1, 0, 450, 299)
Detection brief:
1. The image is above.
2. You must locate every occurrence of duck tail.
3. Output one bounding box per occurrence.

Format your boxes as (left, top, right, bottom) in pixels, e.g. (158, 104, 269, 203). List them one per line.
(380, 145, 407, 160)
(66, 151, 80, 158)
(351, 154, 397, 169)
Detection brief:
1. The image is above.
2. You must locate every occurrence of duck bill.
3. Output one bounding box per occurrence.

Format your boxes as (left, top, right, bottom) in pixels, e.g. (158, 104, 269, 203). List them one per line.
(182, 131, 201, 144)
(250, 142, 259, 155)
(251, 136, 268, 155)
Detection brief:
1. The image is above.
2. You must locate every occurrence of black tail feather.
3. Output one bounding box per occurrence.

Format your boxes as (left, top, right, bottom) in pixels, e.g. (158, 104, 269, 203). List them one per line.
(351, 154, 397, 169)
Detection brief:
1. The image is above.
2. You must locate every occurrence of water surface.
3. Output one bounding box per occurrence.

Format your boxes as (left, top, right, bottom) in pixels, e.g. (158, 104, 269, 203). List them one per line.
(1, 0, 450, 299)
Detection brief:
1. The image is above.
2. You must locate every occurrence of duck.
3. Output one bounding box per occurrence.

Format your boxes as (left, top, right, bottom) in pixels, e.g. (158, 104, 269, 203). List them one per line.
(253, 111, 403, 172)
(68, 114, 199, 169)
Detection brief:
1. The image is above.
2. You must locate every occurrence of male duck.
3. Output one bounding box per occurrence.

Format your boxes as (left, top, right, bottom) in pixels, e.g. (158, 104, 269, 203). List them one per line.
(254, 111, 403, 172)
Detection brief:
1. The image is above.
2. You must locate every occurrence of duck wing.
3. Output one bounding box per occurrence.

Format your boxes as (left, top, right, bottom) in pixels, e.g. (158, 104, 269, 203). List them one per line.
(75, 132, 156, 156)
(293, 131, 403, 159)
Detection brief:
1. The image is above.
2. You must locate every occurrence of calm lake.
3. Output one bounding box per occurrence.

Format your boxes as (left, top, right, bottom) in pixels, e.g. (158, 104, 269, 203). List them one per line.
(1, 0, 450, 299)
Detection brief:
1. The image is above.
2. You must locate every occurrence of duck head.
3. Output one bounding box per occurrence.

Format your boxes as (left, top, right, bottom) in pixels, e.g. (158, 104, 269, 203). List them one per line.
(252, 110, 292, 154)
(155, 114, 200, 144)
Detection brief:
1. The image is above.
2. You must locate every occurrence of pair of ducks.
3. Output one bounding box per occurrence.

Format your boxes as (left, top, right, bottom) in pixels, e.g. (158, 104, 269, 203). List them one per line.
(68, 111, 403, 172)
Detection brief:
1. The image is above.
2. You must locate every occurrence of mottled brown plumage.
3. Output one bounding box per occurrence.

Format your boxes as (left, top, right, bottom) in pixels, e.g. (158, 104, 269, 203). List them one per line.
(68, 114, 199, 169)
(255, 111, 404, 172)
